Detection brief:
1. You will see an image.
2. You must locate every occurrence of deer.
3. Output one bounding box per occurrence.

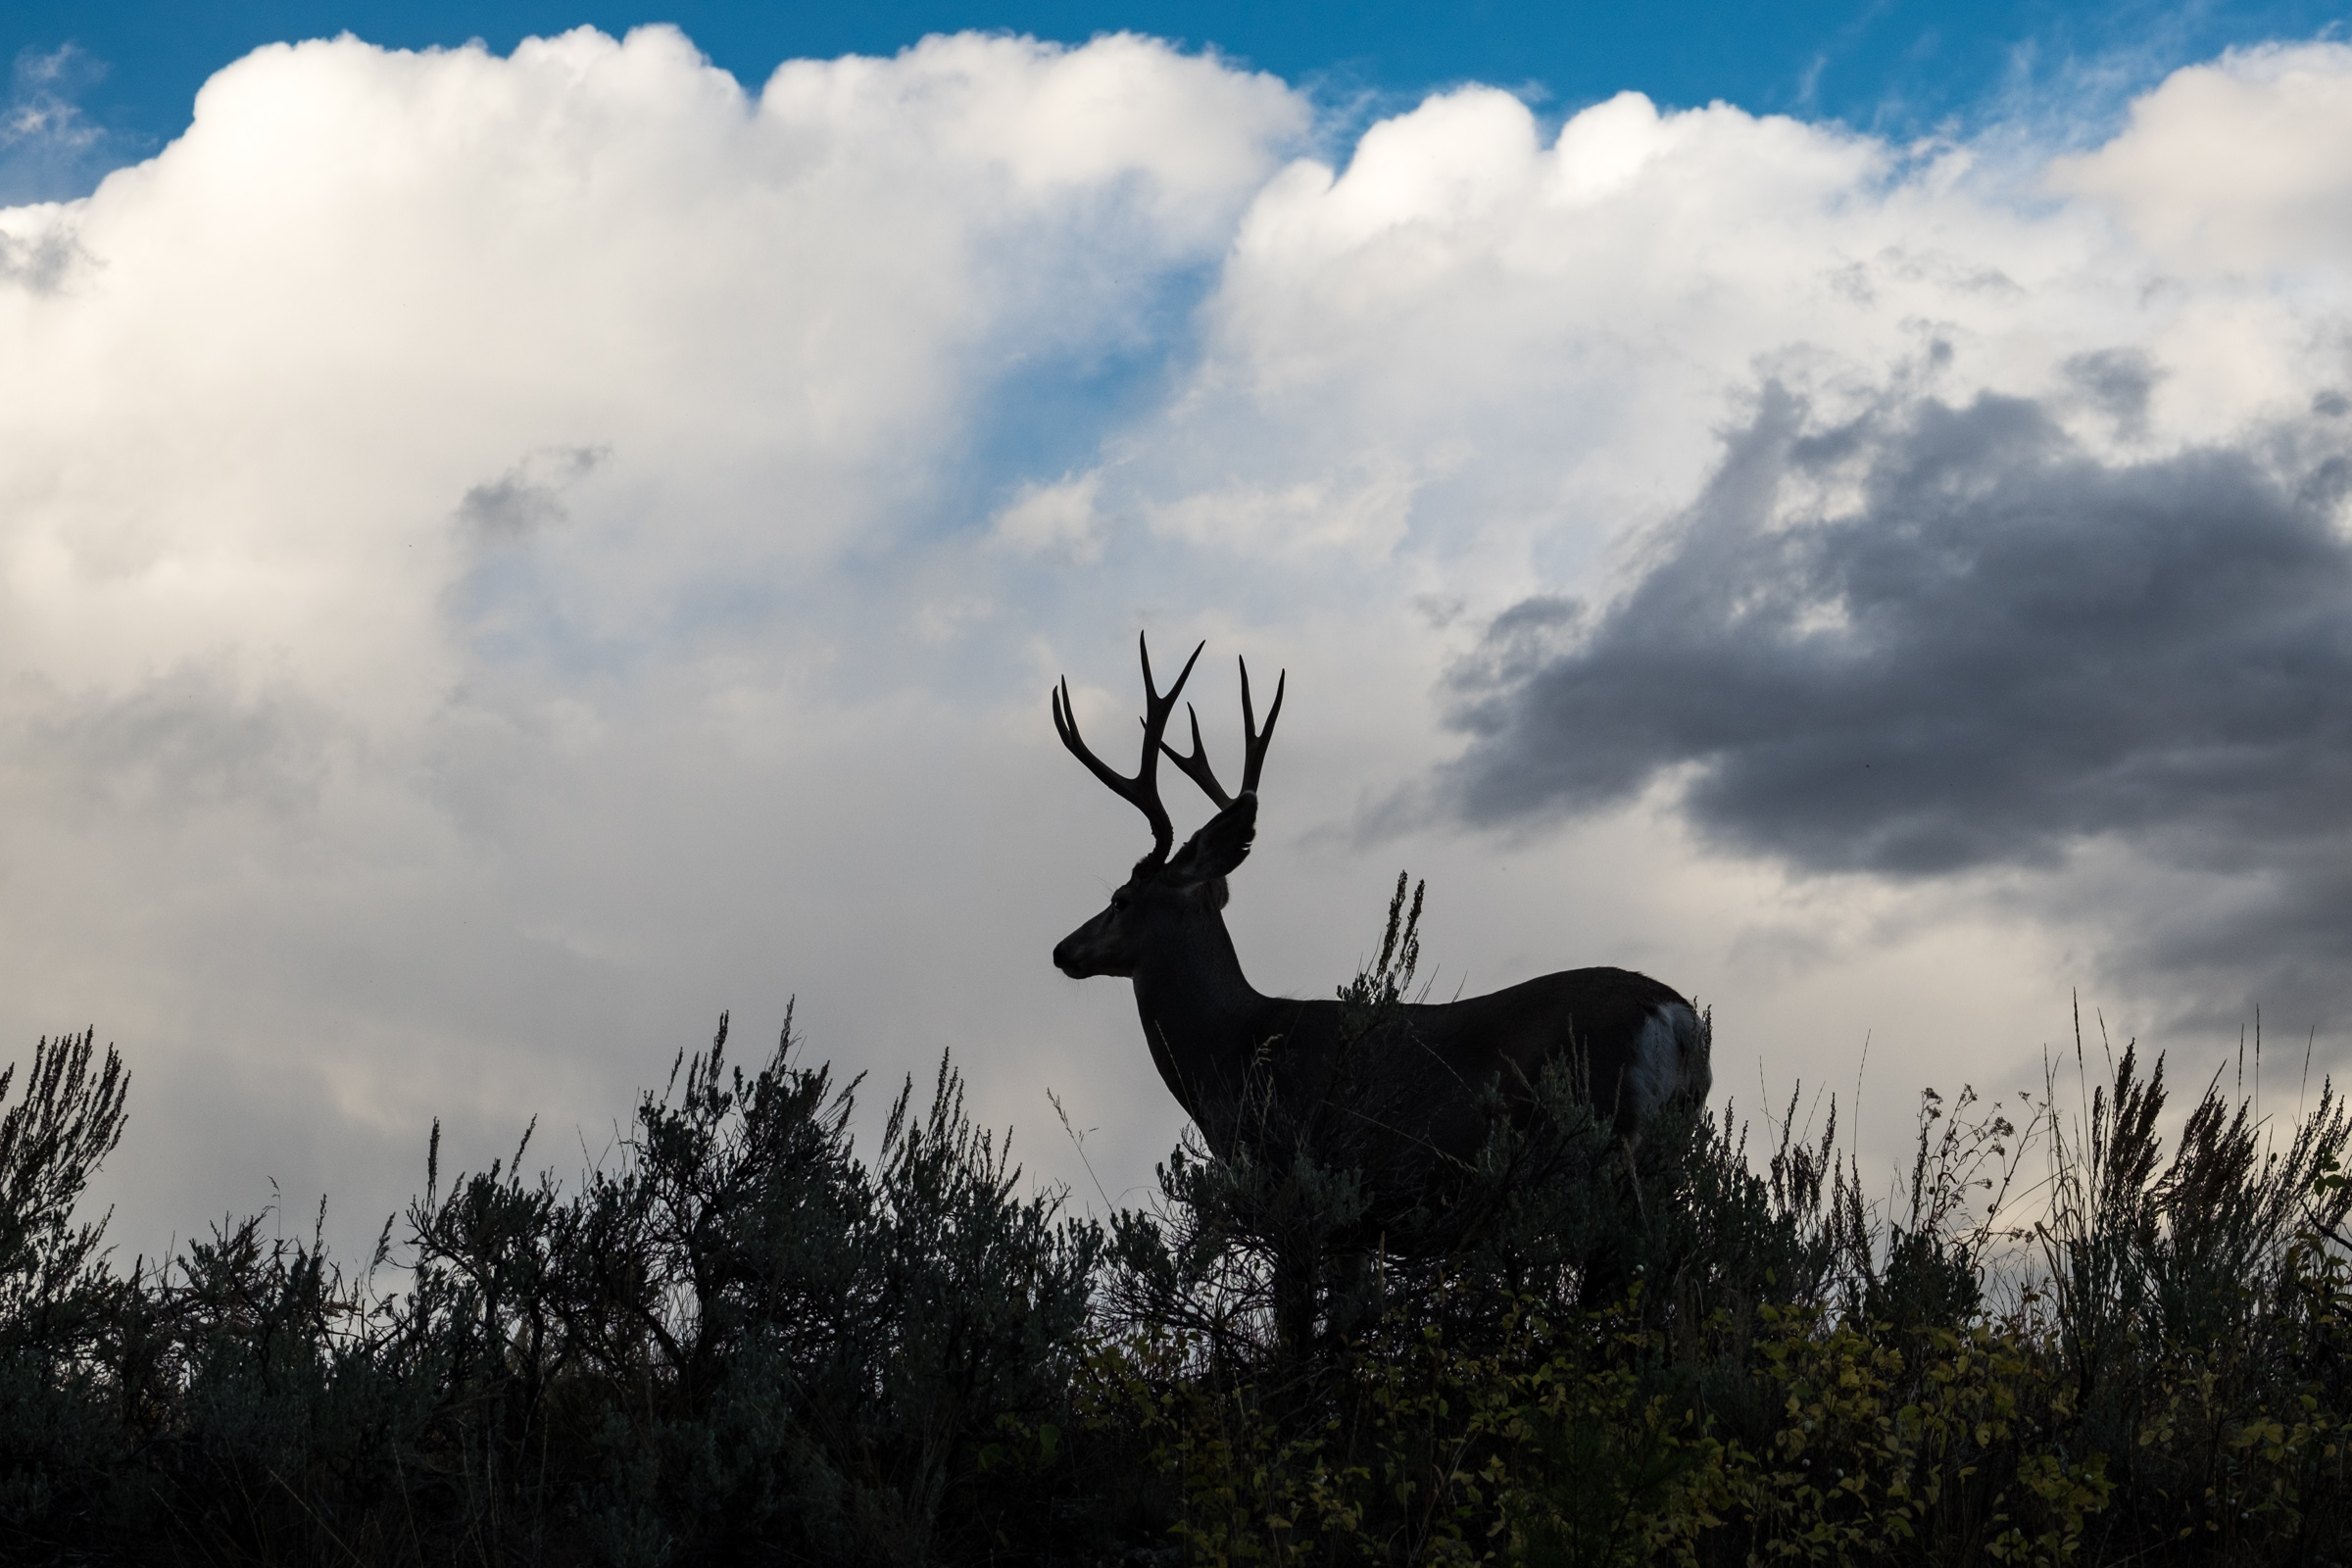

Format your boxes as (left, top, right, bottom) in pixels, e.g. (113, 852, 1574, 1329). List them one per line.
(1050, 635, 1712, 1243)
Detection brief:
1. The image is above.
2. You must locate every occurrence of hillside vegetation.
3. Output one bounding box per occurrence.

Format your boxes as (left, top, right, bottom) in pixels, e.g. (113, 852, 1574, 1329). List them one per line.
(5, 887, 2350, 1565)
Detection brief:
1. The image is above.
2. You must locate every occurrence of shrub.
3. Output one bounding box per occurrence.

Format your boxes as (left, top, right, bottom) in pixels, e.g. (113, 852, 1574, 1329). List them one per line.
(3, 892, 2351, 1565)
(0, 1015, 1111, 1565)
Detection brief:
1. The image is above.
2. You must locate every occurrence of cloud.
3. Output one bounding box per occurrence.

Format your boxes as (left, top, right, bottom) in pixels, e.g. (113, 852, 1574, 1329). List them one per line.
(2051, 42, 2352, 276)
(0, 25, 1306, 704)
(991, 472, 1102, 562)
(4, 662, 331, 821)
(0, 217, 83, 291)
(456, 447, 610, 544)
(2061, 348, 2161, 439)
(1149, 457, 1417, 563)
(1447, 376, 2352, 864)
(0, 24, 1312, 1255)
(1443, 374, 2352, 1018)
(7, 27, 2352, 1260)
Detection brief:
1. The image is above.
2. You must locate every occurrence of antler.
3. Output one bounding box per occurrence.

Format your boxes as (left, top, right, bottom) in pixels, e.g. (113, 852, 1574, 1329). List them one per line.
(1161, 656, 1286, 809)
(1053, 632, 1204, 864)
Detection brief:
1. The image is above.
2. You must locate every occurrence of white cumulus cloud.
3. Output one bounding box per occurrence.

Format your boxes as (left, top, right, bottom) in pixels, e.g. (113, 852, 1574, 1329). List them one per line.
(2052, 42, 2352, 277)
(3, 27, 2350, 1256)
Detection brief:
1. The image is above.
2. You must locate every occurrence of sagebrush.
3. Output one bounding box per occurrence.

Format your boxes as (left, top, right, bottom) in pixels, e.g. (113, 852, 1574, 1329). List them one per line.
(5, 895, 2350, 1564)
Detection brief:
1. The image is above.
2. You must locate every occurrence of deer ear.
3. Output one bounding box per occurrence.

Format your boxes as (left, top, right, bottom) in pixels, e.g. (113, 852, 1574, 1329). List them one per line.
(1170, 792, 1256, 885)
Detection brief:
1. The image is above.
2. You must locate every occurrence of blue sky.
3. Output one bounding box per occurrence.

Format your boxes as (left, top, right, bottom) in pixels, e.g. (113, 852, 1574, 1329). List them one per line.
(13, 0, 2352, 202)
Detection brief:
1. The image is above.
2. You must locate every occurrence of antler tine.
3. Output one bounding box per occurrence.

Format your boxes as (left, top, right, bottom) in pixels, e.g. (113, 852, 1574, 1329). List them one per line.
(1054, 676, 1173, 862)
(1162, 702, 1235, 808)
(1161, 655, 1287, 807)
(1052, 633, 1202, 864)
(1138, 632, 1206, 732)
(1238, 658, 1285, 797)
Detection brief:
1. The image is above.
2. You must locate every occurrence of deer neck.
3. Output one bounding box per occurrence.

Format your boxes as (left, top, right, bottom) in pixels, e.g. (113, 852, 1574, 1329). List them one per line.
(1129, 910, 1270, 1125)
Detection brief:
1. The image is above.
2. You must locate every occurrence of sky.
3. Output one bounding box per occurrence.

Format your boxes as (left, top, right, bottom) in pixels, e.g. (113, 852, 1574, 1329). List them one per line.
(5, 1, 2352, 1262)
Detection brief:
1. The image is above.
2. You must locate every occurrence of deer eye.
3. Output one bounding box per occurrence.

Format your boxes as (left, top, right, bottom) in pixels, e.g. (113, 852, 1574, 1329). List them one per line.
(1110, 893, 1131, 910)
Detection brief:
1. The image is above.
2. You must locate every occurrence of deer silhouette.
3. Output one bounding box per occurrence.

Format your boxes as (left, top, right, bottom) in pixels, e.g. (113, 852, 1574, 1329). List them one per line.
(1051, 635, 1712, 1226)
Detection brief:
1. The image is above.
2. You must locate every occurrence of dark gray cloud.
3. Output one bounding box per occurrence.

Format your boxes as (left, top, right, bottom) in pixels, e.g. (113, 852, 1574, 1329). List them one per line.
(1446, 377, 2352, 891)
(457, 474, 565, 541)
(2062, 349, 2159, 440)
(456, 446, 609, 542)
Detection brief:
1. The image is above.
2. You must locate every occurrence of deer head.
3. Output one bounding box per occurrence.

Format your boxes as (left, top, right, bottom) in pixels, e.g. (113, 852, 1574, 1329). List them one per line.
(1051, 634, 1284, 980)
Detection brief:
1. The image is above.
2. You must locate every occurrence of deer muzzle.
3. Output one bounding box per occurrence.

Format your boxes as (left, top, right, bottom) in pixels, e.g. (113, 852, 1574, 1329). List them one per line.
(1053, 909, 1130, 979)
